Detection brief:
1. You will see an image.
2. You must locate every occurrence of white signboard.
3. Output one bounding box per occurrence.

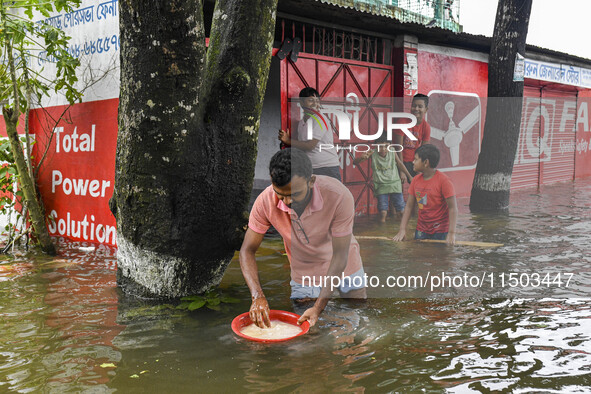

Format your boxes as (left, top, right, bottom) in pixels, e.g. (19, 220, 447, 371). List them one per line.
(33, 0, 120, 106)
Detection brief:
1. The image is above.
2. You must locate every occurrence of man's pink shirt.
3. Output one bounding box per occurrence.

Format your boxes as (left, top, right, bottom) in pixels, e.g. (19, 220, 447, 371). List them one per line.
(248, 176, 363, 284)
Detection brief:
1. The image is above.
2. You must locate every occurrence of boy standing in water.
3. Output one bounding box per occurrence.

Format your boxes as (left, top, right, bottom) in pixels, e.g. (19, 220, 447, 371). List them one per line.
(354, 143, 412, 222)
(393, 144, 457, 244)
(395, 93, 431, 178)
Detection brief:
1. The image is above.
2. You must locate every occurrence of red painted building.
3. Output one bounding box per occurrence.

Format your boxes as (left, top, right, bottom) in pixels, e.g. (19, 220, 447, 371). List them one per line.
(252, 0, 591, 216)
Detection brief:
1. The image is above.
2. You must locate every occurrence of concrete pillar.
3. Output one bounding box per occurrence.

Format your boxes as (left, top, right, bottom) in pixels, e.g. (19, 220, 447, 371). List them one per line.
(393, 34, 419, 112)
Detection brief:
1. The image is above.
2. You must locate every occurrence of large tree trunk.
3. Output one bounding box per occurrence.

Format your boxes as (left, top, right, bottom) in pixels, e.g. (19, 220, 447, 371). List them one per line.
(469, 0, 533, 212)
(2, 108, 56, 255)
(115, 0, 277, 298)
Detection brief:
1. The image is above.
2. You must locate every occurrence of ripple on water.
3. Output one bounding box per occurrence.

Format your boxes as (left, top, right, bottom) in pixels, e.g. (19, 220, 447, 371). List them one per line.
(429, 299, 591, 391)
(565, 221, 591, 232)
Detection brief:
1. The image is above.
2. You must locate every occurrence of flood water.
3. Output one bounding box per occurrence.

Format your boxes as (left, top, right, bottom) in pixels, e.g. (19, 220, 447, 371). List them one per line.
(1, 180, 591, 392)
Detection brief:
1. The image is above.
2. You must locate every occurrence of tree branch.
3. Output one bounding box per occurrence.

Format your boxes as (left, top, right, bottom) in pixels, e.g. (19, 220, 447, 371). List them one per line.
(4, 25, 21, 123)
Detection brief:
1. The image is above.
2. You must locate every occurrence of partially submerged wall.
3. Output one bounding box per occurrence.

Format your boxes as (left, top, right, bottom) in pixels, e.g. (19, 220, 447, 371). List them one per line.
(0, 0, 119, 246)
(417, 43, 591, 197)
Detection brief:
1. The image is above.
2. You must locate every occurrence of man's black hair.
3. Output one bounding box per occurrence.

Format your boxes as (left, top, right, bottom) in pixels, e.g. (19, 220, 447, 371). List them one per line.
(413, 93, 429, 107)
(299, 87, 320, 98)
(269, 148, 312, 187)
(415, 144, 440, 168)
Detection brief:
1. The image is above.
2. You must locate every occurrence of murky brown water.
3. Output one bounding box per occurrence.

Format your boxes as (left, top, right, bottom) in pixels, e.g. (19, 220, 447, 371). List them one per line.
(1, 180, 590, 392)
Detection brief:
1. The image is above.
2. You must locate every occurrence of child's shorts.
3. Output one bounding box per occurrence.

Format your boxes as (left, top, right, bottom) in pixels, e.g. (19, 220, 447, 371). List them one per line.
(290, 268, 367, 299)
(415, 230, 447, 240)
(376, 193, 405, 212)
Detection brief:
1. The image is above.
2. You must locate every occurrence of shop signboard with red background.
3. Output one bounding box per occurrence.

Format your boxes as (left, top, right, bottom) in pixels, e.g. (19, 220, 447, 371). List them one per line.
(0, 0, 120, 245)
(31, 99, 119, 246)
(0, 101, 118, 247)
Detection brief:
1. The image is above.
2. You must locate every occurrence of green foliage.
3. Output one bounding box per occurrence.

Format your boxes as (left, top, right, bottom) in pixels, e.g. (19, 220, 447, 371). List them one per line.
(177, 289, 241, 311)
(0, 0, 82, 112)
(0, 0, 82, 252)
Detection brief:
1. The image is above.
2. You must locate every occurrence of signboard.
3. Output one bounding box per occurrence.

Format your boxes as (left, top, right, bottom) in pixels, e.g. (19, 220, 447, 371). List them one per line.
(34, 0, 120, 106)
(31, 99, 118, 246)
(524, 59, 591, 89)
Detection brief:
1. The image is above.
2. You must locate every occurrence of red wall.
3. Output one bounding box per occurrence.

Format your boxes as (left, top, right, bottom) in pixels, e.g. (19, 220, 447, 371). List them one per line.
(31, 99, 118, 246)
(576, 91, 591, 178)
(418, 49, 590, 197)
(418, 51, 489, 197)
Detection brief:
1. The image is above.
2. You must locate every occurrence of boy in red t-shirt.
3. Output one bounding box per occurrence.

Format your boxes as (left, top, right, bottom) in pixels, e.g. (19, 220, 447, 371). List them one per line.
(393, 144, 457, 244)
(395, 93, 431, 178)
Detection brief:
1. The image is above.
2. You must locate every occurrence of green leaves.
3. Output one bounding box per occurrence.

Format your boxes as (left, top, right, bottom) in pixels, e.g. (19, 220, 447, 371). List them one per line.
(187, 298, 206, 311)
(0, 0, 82, 110)
(0, 0, 83, 249)
(220, 295, 240, 304)
(177, 289, 242, 311)
(5, 0, 81, 17)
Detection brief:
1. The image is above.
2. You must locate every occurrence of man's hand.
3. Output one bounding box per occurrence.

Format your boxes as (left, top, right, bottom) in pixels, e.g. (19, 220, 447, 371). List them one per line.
(297, 305, 321, 327)
(240, 229, 269, 327)
(249, 297, 271, 328)
(446, 231, 456, 245)
(392, 230, 406, 242)
(278, 129, 290, 145)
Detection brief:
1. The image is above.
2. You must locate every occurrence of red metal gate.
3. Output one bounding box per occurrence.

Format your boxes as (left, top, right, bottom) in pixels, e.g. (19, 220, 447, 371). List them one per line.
(281, 53, 395, 215)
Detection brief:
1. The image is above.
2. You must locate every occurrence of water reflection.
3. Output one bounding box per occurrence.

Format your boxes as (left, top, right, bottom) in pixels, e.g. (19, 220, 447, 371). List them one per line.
(235, 302, 374, 393)
(0, 181, 590, 392)
(0, 241, 122, 392)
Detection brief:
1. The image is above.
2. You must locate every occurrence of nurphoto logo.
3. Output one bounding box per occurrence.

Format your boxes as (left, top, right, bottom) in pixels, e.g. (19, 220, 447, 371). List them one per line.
(301, 100, 418, 153)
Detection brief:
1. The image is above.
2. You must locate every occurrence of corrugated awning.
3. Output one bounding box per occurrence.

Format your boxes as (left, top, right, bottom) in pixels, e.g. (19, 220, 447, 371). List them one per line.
(312, 0, 462, 32)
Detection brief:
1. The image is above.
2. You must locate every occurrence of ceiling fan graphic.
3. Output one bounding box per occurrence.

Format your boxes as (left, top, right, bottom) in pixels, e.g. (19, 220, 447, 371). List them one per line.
(430, 99, 480, 167)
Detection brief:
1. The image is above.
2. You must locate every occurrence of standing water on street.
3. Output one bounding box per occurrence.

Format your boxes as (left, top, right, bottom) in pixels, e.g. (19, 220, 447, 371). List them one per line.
(0, 180, 590, 392)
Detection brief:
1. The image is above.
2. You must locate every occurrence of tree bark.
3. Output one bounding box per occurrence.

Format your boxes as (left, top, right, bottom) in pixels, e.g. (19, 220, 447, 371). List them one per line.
(2, 108, 56, 255)
(115, 0, 277, 298)
(469, 0, 533, 212)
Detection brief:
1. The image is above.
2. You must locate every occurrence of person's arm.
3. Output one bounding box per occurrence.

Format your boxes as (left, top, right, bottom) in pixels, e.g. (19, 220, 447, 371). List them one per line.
(421, 122, 431, 145)
(394, 134, 404, 162)
(353, 149, 374, 165)
(394, 152, 412, 183)
(279, 129, 319, 151)
(297, 234, 351, 327)
(239, 228, 271, 328)
(445, 195, 457, 245)
(393, 194, 416, 241)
